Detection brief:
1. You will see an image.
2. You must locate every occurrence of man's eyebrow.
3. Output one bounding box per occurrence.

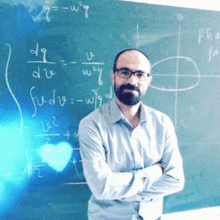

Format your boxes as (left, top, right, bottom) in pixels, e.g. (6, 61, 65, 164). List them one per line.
(117, 67, 143, 72)
(136, 70, 145, 73)
(116, 67, 149, 74)
(117, 67, 130, 70)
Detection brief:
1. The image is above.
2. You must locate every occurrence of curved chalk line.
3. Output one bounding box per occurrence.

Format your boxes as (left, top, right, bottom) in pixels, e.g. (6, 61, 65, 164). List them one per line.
(150, 56, 201, 92)
(5, 44, 24, 136)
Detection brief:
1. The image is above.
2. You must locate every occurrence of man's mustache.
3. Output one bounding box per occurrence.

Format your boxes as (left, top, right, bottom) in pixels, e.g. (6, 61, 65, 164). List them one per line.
(120, 84, 140, 93)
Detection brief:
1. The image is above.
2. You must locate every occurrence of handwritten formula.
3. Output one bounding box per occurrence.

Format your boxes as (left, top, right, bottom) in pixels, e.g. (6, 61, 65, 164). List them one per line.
(2, 40, 112, 182)
(43, 1, 90, 22)
(198, 28, 220, 63)
(27, 43, 111, 117)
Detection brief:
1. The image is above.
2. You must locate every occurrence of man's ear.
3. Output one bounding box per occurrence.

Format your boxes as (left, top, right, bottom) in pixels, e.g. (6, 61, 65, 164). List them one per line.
(110, 71, 115, 83)
(147, 75, 152, 86)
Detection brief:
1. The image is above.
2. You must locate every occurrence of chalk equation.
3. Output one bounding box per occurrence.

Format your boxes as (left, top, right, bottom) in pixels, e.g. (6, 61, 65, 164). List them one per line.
(1, 42, 111, 183)
(28, 43, 105, 85)
(34, 118, 79, 148)
(30, 86, 113, 117)
(3, 42, 110, 128)
(42, 1, 90, 22)
(28, 44, 105, 65)
(198, 27, 220, 63)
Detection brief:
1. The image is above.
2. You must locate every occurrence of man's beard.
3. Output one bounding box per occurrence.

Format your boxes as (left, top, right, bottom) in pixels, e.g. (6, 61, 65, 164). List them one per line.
(114, 83, 142, 106)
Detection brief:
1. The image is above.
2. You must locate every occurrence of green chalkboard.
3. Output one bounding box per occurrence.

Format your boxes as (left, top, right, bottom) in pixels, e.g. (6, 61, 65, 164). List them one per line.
(0, 0, 219, 219)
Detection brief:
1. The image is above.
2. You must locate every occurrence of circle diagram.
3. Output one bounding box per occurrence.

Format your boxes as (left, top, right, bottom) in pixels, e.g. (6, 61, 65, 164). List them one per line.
(150, 56, 201, 92)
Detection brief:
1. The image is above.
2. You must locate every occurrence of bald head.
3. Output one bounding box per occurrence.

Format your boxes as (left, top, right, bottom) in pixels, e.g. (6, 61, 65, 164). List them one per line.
(113, 49, 151, 73)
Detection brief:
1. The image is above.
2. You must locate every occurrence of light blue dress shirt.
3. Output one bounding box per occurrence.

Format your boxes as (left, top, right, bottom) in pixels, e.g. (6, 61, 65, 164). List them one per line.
(78, 99, 184, 220)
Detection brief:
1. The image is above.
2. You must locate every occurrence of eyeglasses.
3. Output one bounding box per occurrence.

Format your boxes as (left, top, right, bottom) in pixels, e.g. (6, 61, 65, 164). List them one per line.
(115, 68, 150, 81)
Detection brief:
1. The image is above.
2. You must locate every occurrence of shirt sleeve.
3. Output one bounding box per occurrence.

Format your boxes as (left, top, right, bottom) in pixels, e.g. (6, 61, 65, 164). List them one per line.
(124, 116, 185, 202)
(78, 117, 162, 200)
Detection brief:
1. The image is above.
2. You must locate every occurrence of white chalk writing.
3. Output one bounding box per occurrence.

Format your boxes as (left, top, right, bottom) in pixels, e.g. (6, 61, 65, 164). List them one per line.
(30, 86, 67, 117)
(44, 1, 90, 22)
(198, 27, 220, 62)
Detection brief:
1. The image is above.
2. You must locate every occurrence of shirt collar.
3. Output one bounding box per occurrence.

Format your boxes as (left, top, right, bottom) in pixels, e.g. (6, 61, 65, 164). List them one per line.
(110, 98, 148, 124)
(110, 99, 124, 124)
(139, 102, 148, 123)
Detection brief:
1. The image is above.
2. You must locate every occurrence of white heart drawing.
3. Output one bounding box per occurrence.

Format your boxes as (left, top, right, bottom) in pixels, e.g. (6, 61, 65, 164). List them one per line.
(39, 142, 73, 172)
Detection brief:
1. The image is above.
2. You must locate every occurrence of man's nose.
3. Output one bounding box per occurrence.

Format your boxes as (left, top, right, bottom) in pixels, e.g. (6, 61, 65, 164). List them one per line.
(127, 73, 138, 85)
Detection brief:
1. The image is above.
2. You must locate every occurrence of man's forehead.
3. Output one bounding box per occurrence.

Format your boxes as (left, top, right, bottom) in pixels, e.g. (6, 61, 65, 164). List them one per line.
(117, 50, 150, 69)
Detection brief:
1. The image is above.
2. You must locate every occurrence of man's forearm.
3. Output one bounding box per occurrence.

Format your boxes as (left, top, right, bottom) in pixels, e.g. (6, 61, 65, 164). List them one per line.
(82, 159, 164, 200)
(123, 164, 184, 202)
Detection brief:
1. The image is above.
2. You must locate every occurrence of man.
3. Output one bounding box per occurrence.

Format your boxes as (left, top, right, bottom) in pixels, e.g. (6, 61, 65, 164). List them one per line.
(78, 49, 185, 220)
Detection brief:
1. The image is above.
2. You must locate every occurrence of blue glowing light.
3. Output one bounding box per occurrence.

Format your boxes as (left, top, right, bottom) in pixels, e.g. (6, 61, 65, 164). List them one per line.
(0, 127, 28, 215)
(38, 142, 73, 172)
(0, 128, 27, 184)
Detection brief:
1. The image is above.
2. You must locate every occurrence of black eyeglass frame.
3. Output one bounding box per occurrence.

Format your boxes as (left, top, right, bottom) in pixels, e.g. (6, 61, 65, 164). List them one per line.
(115, 68, 150, 81)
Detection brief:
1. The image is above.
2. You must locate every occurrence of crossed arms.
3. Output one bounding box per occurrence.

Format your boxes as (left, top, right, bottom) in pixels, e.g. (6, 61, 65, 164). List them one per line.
(78, 118, 185, 201)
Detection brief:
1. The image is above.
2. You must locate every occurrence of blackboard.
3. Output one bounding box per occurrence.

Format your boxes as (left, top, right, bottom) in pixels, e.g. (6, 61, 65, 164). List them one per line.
(0, 0, 219, 219)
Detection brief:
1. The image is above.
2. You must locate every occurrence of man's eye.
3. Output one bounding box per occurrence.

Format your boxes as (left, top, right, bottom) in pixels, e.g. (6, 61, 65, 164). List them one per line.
(136, 73, 144, 78)
(121, 70, 130, 75)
